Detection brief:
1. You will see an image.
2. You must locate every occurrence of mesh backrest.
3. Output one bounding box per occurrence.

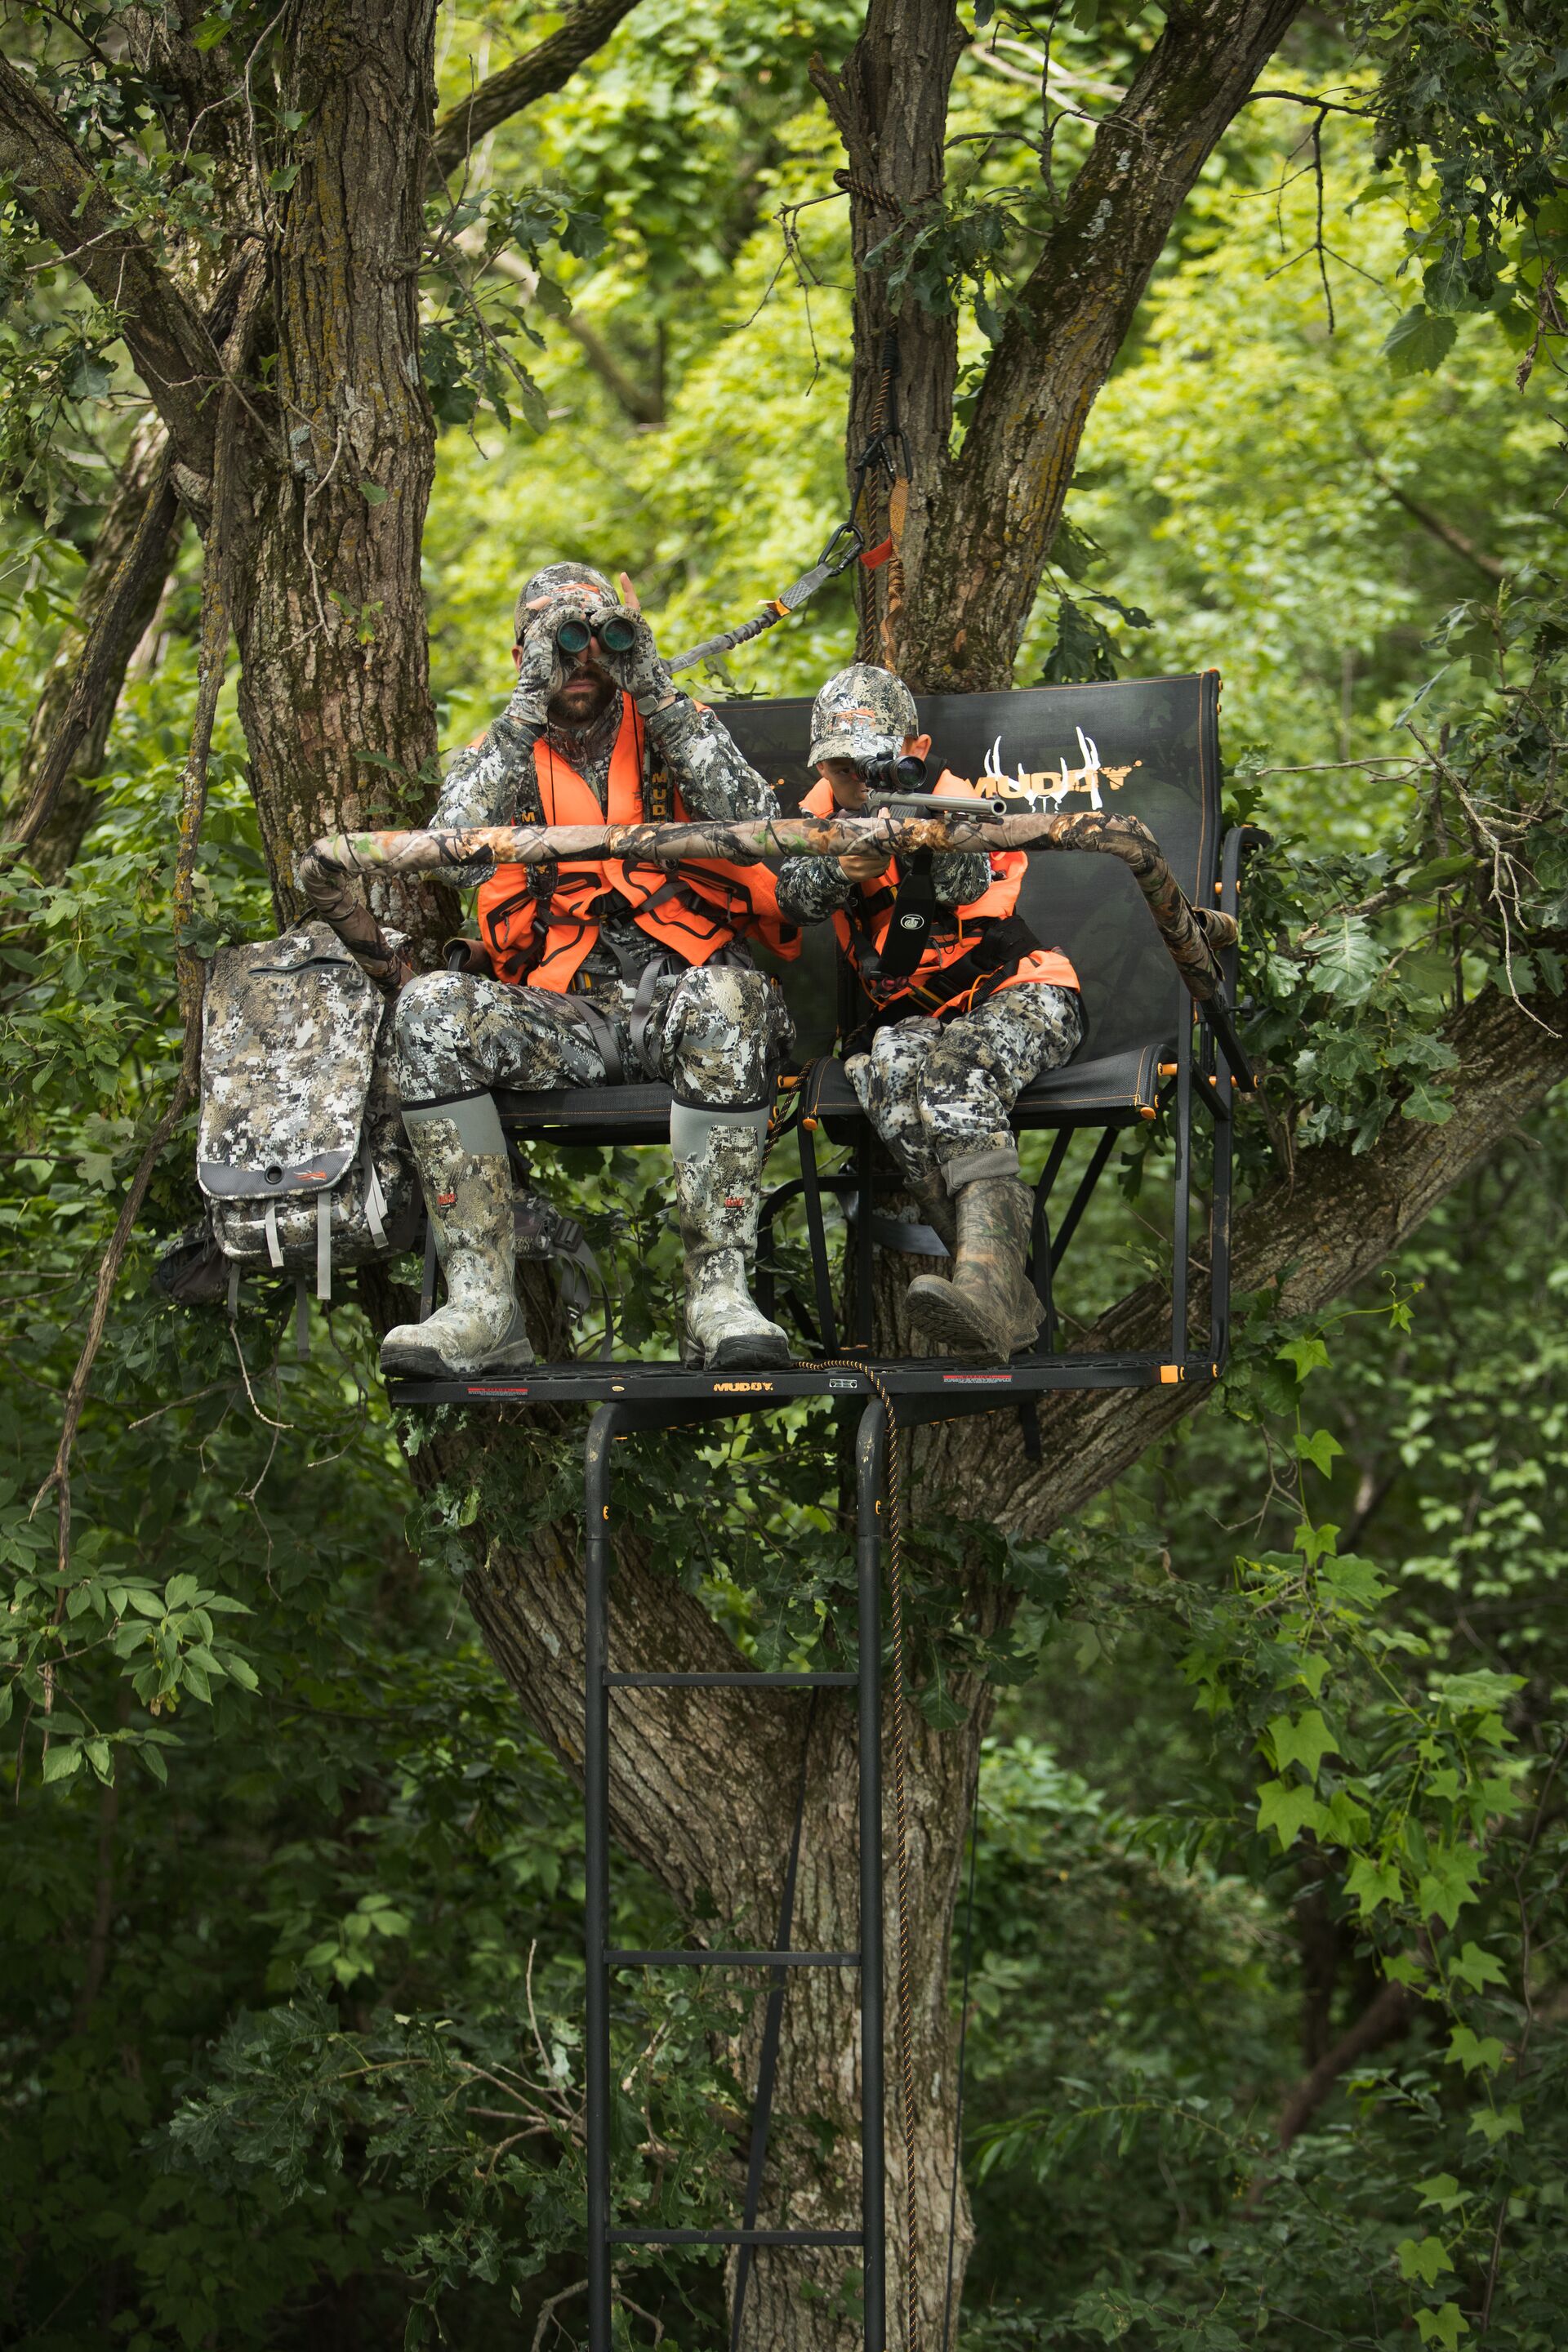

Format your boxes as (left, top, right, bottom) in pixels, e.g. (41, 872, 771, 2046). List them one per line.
(716, 673, 1221, 1062)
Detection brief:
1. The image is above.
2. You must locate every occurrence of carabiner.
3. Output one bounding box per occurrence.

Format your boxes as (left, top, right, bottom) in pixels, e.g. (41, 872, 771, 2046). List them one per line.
(816, 517, 866, 576)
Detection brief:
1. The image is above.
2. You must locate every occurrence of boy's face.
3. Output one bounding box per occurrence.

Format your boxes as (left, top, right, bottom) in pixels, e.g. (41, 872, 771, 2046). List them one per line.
(816, 731, 931, 808)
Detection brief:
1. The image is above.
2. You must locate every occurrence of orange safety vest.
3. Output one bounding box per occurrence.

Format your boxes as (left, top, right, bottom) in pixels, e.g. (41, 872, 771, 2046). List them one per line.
(800, 769, 1079, 1013)
(477, 696, 799, 991)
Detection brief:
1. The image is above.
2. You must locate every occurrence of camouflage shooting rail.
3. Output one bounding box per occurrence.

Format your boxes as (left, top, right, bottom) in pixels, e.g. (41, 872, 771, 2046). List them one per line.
(297, 809, 1238, 1001)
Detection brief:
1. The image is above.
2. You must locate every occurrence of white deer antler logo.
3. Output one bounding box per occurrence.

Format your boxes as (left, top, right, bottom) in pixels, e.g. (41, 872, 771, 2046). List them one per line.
(980, 726, 1119, 806)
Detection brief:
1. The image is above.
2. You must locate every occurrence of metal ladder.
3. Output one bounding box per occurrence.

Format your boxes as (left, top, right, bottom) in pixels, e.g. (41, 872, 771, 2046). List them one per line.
(581, 1396, 889, 2349)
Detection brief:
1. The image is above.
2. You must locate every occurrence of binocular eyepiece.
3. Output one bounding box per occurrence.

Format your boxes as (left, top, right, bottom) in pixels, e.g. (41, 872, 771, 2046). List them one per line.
(862, 750, 928, 792)
(555, 608, 637, 660)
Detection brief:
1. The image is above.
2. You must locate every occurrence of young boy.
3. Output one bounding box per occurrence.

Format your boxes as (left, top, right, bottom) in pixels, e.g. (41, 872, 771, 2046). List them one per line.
(774, 664, 1083, 1358)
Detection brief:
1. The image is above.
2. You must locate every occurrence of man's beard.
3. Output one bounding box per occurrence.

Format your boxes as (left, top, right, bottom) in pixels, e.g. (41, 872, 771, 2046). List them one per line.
(547, 665, 617, 732)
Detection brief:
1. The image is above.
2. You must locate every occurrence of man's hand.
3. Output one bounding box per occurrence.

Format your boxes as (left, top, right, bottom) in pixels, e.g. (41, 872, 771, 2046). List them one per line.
(591, 606, 673, 715)
(505, 603, 568, 733)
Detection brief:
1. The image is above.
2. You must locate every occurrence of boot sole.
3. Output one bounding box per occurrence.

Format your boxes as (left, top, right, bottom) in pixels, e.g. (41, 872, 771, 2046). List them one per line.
(694, 1329, 795, 1371)
(380, 1337, 536, 1379)
(906, 1276, 1012, 1361)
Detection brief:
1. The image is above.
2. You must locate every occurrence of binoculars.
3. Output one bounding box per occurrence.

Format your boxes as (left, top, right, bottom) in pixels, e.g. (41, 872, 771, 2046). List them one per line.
(555, 608, 637, 660)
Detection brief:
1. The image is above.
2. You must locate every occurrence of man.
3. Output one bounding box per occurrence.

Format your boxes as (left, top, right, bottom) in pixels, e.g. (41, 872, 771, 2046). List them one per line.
(380, 564, 798, 1379)
(775, 664, 1084, 1360)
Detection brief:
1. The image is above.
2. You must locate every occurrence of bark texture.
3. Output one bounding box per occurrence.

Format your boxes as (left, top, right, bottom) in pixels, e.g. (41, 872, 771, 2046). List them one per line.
(226, 0, 446, 949)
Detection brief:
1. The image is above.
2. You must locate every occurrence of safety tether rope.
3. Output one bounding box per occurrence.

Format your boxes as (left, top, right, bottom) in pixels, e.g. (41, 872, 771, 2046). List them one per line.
(666, 329, 909, 680)
(815, 1353, 922, 2352)
(940, 1765, 982, 2352)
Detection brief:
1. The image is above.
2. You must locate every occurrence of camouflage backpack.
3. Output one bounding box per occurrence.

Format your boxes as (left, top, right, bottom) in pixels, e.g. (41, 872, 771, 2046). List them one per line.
(193, 920, 421, 1316)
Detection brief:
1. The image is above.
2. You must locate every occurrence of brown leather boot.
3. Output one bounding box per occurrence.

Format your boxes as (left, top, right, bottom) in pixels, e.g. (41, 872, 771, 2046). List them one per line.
(906, 1169, 1041, 1359)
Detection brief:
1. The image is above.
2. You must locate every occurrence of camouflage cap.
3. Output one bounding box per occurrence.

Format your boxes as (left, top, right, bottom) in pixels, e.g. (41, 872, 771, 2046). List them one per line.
(809, 663, 919, 767)
(513, 563, 618, 641)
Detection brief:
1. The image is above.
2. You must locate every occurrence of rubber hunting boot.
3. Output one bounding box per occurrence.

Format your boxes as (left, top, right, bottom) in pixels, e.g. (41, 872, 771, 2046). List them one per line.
(905, 1150, 1041, 1361)
(671, 1103, 791, 1370)
(381, 1095, 535, 1379)
(906, 1169, 957, 1257)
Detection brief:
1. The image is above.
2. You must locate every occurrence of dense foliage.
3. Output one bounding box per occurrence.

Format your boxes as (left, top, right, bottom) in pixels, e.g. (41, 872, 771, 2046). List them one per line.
(2, 2, 1566, 2347)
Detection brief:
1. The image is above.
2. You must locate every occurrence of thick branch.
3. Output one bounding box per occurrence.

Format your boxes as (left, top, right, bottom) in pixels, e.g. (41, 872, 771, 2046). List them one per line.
(430, 0, 646, 176)
(904, 0, 1303, 684)
(1376, 473, 1507, 584)
(5, 441, 180, 861)
(0, 55, 224, 474)
(1276, 1977, 1410, 2149)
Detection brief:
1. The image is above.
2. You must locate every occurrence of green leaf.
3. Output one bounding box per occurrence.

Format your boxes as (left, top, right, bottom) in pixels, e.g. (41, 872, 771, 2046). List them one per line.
(1403, 853, 1473, 893)
(1397, 2235, 1454, 2287)
(164, 1574, 200, 1610)
(1415, 2304, 1468, 2349)
(1276, 1334, 1330, 1382)
(1445, 2024, 1506, 2077)
(1385, 1952, 1429, 1988)
(41, 1740, 82, 1783)
(1321, 1555, 1392, 1610)
(1294, 1427, 1343, 1477)
(1415, 2174, 1464, 2215)
(192, 11, 230, 47)
(1256, 1777, 1321, 1850)
(1468, 2103, 1522, 2144)
(83, 1737, 112, 1783)
(360, 480, 389, 507)
(1383, 305, 1459, 377)
(1268, 1708, 1339, 1781)
(1346, 1855, 1402, 1915)
(1450, 1941, 1507, 1993)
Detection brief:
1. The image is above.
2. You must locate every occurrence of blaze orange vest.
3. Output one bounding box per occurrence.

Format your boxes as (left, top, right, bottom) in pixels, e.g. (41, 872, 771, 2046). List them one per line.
(801, 769, 1079, 1013)
(477, 697, 799, 990)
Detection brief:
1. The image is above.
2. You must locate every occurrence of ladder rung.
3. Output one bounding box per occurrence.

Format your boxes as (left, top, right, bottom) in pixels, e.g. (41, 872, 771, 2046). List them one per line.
(609, 2228, 863, 2247)
(604, 1949, 859, 1968)
(604, 1671, 857, 1688)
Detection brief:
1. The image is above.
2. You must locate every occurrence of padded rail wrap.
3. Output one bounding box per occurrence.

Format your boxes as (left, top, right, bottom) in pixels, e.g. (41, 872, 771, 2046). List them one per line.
(298, 811, 1237, 1003)
(403, 1091, 509, 1156)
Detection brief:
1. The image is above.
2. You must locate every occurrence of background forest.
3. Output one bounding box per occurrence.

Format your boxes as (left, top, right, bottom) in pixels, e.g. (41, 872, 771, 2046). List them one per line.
(2, 2, 1566, 2348)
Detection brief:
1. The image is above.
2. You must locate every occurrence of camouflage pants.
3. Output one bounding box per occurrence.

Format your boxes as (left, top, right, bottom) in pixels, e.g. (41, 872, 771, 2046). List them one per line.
(394, 961, 794, 1111)
(844, 982, 1085, 1182)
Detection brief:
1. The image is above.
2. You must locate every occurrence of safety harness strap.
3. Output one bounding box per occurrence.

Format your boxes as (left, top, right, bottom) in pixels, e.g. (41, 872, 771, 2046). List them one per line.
(843, 913, 1045, 1055)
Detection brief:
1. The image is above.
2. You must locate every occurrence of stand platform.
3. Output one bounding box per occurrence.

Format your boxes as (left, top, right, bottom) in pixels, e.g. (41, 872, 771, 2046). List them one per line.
(385, 1351, 1216, 1418)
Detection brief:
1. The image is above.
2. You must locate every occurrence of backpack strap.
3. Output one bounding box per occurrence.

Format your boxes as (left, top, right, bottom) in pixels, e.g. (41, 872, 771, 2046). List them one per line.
(316, 1189, 332, 1303)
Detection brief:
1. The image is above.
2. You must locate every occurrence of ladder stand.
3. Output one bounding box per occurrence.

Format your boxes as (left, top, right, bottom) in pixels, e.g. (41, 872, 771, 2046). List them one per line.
(583, 1395, 891, 2350)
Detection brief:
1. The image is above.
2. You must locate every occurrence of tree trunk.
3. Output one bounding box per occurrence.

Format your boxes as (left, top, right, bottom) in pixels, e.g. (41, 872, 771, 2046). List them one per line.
(224, 0, 449, 959)
(811, 0, 966, 672)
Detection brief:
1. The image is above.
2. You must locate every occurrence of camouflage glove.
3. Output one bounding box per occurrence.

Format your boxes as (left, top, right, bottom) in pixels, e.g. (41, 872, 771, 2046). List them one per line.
(591, 608, 675, 716)
(501, 608, 565, 743)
